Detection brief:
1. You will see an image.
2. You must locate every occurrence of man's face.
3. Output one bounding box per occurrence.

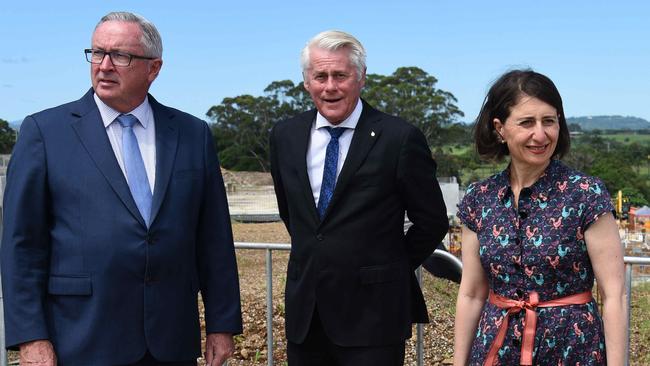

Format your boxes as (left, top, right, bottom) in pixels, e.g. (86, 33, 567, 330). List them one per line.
(91, 21, 162, 113)
(303, 47, 365, 125)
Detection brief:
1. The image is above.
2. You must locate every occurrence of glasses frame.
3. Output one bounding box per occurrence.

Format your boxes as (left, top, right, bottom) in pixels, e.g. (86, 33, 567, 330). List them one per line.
(84, 48, 156, 67)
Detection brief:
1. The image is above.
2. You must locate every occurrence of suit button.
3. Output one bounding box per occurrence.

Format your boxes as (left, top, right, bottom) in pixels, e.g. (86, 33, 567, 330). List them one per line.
(145, 234, 154, 244)
(316, 234, 324, 241)
(518, 210, 528, 219)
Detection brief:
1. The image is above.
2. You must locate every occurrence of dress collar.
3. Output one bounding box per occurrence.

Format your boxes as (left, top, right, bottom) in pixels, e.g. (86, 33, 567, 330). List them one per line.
(495, 159, 564, 203)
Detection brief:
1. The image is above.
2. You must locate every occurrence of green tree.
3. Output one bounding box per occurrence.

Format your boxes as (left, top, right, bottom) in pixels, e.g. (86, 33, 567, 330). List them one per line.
(207, 95, 270, 171)
(0, 118, 16, 153)
(568, 123, 582, 132)
(264, 79, 313, 113)
(618, 142, 650, 174)
(207, 80, 310, 171)
(439, 122, 473, 146)
(363, 67, 464, 146)
(566, 133, 650, 204)
(621, 187, 649, 207)
(432, 148, 462, 183)
(578, 153, 650, 204)
(563, 144, 597, 173)
(207, 67, 463, 171)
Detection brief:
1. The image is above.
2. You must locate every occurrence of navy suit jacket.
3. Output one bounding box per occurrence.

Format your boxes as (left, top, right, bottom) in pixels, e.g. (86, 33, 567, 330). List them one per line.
(1, 89, 242, 365)
(270, 101, 449, 346)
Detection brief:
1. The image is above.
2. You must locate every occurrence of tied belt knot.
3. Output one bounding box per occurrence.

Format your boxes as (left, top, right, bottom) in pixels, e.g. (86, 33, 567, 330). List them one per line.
(483, 290, 592, 366)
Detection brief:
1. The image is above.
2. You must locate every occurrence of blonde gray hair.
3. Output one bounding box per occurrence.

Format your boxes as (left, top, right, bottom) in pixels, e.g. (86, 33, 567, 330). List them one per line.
(95, 11, 163, 58)
(301, 30, 366, 81)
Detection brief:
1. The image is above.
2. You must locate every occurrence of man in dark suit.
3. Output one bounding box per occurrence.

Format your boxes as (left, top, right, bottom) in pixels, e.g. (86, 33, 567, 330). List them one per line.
(1, 12, 241, 366)
(270, 30, 449, 365)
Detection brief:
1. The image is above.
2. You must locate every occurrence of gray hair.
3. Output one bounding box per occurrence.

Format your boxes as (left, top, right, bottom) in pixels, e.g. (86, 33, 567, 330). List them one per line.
(301, 30, 366, 81)
(94, 12, 163, 58)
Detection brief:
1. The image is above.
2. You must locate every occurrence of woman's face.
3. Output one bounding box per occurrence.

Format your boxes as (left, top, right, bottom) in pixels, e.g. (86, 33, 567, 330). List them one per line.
(493, 94, 560, 170)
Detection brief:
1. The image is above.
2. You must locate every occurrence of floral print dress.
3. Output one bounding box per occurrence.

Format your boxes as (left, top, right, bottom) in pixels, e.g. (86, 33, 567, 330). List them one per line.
(457, 160, 614, 365)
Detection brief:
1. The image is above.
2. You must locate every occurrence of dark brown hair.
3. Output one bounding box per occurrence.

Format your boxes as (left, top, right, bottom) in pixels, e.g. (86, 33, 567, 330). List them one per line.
(473, 69, 570, 161)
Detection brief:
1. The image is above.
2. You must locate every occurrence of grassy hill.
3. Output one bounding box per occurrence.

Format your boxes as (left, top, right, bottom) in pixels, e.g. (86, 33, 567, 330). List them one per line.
(567, 115, 650, 131)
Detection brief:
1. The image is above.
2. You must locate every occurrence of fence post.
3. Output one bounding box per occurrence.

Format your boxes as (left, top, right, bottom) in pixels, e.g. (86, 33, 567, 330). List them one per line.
(0, 207, 7, 366)
(416, 266, 424, 366)
(625, 262, 632, 366)
(266, 248, 273, 366)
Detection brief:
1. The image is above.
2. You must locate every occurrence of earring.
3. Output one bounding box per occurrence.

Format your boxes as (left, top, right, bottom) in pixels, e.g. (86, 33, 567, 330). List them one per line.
(496, 133, 506, 144)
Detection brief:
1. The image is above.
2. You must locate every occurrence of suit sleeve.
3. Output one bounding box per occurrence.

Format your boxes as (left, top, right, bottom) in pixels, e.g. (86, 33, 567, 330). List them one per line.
(196, 122, 243, 334)
(397, 126, 449, 269)
(1, 116, 52, 348)
(269, 124, 290, 232)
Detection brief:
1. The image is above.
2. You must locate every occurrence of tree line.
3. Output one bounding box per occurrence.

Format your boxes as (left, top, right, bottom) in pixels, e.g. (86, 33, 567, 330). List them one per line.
(207, 67, 464, 171)
(206, 66, 650, 205)
(0, 119, 16, 154)
(2, 67, 648, 205)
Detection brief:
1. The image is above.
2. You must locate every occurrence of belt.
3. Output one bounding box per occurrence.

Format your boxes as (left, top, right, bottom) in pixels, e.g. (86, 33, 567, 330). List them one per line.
(484, 290, 593, 366)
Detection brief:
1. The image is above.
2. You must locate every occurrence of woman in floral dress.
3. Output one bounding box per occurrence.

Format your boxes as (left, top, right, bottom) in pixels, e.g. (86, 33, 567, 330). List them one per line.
(453, 70, 626, 365)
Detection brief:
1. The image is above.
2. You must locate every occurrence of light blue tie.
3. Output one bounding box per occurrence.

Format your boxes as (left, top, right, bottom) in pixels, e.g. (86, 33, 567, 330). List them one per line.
(317, 127, 347, 219)
(117, 114, 152, 226)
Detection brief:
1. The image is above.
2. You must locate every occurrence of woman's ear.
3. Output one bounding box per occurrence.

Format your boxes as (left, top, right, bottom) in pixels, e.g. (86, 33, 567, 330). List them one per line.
(493, 118, 505, 143)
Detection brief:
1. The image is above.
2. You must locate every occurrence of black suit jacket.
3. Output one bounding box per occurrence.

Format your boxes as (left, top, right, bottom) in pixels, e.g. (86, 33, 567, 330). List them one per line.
(270, 100, 448, 346)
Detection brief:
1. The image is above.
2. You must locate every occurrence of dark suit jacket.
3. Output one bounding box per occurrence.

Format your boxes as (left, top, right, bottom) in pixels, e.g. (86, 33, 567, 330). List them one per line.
(270, 100, 448, 347)
(1, 89, 242, 365)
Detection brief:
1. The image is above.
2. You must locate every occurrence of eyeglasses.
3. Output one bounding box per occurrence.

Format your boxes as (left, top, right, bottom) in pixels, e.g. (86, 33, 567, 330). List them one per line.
(84, 48, 155, 67)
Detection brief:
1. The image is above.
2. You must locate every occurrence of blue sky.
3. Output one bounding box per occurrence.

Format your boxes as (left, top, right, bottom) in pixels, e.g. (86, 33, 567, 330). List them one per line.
(2, 1, 649, 124)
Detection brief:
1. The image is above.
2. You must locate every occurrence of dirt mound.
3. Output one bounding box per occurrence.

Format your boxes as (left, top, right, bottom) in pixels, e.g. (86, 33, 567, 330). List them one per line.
(221, 168, 273, 186)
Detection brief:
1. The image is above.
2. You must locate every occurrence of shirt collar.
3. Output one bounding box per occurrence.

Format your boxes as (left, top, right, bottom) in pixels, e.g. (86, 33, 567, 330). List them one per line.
(495, 159, 564, 203)
(315, 98, 363, 130)
(93, 93, 152, 128)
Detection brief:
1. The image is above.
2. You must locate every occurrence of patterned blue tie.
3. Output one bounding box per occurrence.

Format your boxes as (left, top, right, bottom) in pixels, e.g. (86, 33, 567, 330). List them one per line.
(317, 127, 347, 218)
(117, 114, 152, 226)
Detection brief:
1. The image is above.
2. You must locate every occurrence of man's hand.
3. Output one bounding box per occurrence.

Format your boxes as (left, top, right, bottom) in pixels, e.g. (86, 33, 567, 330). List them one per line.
(204, 333, 234, 366)
(20, 340, 57, 366)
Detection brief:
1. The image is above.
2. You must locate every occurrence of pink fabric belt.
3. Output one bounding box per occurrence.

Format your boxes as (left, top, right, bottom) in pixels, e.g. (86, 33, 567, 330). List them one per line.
(484, 290, 593, 366)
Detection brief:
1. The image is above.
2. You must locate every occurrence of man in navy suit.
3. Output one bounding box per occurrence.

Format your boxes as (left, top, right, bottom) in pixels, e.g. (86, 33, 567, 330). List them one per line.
(270, 30, 449, 365)
(1, 12, 242, 366)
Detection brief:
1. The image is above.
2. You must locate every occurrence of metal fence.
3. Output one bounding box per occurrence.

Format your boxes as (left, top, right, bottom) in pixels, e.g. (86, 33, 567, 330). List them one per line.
(624, 256, 650, 366)
(235, 244, 649, 366)
(235, 242, 461, 365)
(0, 209, 5, 366)
(0, 248, 647, 365)
(234, 242, 462, 366)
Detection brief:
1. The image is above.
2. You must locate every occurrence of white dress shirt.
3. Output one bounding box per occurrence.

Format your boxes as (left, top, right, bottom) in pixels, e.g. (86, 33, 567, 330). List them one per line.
(93, 93, 156, 192)
(307, 99, 363, 206)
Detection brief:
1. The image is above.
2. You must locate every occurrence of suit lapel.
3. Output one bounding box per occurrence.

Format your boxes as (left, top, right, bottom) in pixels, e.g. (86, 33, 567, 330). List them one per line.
(148, 96, 179, 225)
(70, 89, 145, 226)
(294, 111, 321, 225)
(320, 101, 382, 223)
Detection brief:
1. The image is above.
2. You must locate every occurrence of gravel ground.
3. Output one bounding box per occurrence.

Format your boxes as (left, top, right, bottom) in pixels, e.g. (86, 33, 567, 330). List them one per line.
(217, 222, 457, 366)
(218, 222, 650, 366)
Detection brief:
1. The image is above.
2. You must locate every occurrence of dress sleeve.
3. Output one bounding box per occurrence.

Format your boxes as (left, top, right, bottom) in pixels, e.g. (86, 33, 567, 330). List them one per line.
(580, 176, 615, 231)
(457, 182, 478, 232)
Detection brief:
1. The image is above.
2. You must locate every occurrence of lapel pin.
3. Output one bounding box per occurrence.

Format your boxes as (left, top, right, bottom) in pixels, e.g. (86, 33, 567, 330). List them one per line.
(370, 131, 376, 137)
